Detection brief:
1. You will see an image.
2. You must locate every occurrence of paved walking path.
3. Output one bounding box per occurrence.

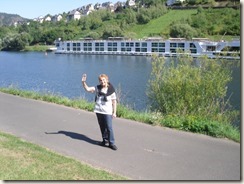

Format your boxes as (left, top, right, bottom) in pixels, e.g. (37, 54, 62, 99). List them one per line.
(0, 92, 240, 180)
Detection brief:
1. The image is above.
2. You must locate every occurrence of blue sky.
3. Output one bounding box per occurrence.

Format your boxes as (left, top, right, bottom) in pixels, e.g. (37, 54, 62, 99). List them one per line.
(0, 0, 119, 19)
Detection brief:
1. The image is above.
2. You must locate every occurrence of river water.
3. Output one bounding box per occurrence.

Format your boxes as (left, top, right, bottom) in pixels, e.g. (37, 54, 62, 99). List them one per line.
(0, 51, 152, 111)
(0, 51, 241, 117)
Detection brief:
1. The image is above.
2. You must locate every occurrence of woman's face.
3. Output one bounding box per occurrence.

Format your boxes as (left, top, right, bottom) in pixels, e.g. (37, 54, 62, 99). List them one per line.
(99, 77, 108, 87)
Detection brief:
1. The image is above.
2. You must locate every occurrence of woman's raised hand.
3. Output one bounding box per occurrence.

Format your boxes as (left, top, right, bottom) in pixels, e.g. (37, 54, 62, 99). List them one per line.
(82, 74, 87, 82)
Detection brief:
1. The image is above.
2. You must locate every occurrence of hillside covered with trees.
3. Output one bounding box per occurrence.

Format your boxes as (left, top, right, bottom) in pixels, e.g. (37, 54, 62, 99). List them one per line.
(0, 0, 240, 51)
(0, 13, 30, 26)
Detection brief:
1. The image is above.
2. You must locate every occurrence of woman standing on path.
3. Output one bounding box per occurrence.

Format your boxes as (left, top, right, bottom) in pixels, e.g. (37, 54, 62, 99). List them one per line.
(81, 74, 118, 151)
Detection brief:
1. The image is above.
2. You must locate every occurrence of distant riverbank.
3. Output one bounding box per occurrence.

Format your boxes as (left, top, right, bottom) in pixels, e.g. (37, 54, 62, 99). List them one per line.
(23, 45, 56, 52)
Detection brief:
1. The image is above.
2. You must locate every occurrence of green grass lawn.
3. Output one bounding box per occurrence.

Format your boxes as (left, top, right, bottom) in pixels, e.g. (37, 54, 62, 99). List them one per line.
(129, 9, 197, 38)
(0, 131, 127, 180)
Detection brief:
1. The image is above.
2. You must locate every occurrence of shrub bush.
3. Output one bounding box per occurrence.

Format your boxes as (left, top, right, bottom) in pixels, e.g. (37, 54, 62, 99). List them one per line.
(160, 114, 240, 141)
(147, 55, 240, 138)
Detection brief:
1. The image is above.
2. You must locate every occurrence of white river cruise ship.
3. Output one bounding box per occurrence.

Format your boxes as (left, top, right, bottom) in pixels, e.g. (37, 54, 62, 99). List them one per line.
(54, 37, 240, 59)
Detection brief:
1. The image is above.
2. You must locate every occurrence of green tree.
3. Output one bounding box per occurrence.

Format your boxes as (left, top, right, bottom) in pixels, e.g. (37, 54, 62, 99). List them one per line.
(137, 13, 150, 24)
(136, 0, 166, 7)
(1, 33, 29, 51)
(149, 5, 168, 19)
(124, 8, 137, 25)
(0, 26, 12, 39)
(85, 31, 101, 39)
(191, 10, 208, 29)
(18, 23, 30, 33)
(169, 23, 197, 39)
(101, 25, 124, 39)
(89, 13, 103, 30)
(79, 17, 91, 31)
(30, 29, 43, 45)
(40, 29, 59, 45)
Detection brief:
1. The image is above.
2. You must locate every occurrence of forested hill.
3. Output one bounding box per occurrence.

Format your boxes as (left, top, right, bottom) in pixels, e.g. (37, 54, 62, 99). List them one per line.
(0, 1, 240, 51)
(0, 12, 29, 26)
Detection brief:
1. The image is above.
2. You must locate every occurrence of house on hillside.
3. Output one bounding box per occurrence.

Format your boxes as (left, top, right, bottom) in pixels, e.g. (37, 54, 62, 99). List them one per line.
(13, 21, 26, 27)
(34, 16, 44, 23)
(77, 6, 86, 12)
(86, 4, 95, 11)
(102, 2, 115, 12)
(82, 4, 94, 15)
(166, 0, 185, 6)
(45, 16, 52, 22)
(94, 3, 102, 10)
(127, 0, 136, 7)
(67, 10, 81, 21)
(83, 9, 92, 16)
(114, 1, 126, 11)
(52, 14, 63, 22)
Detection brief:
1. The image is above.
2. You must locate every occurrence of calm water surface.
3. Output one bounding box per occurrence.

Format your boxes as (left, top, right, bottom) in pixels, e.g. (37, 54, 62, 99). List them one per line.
(0, 51, 241, 115)
(0, 51, 152, 111)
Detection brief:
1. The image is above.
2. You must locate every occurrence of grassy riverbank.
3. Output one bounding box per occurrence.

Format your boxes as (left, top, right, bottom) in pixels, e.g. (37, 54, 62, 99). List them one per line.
(0, 131, 126, 180)
(0, 87, 240, 142)
(23, 45, 55, 52)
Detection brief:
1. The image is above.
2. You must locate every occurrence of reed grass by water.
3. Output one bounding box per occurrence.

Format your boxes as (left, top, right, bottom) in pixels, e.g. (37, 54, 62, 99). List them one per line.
(0, 87, 240, 142)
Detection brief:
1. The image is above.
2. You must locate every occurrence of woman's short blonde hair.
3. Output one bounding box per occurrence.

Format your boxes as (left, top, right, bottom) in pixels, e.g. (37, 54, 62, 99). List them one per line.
(98, 74, 109, 82)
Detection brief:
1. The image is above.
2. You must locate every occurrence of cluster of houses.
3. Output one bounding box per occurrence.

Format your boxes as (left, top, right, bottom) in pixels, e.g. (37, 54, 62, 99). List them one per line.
(32, 0, 184, 23)
(12, 0, 184, 26)
(33, 0, 136, 23)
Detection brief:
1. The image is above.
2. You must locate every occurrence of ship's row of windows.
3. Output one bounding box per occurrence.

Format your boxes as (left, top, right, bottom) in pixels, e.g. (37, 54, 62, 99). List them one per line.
(67, 47, 197, 53)
(64, 42, 197, 48)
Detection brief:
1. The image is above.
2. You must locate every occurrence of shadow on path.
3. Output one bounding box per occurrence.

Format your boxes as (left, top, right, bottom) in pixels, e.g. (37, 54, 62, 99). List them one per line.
(45, 130, 99, 145)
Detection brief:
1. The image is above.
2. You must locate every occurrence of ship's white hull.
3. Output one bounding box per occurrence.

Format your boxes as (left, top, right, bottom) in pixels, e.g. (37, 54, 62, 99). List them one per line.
(54, 38, 240, 59)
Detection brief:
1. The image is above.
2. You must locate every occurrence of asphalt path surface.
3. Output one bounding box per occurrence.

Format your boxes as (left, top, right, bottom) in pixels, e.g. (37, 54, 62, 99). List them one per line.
(0, 92, 240, 180)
